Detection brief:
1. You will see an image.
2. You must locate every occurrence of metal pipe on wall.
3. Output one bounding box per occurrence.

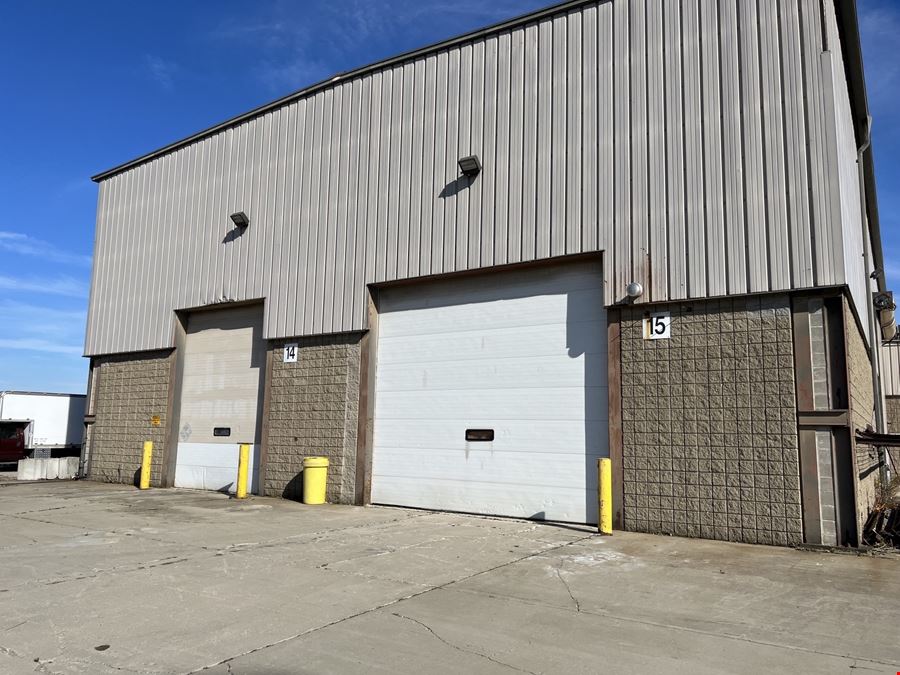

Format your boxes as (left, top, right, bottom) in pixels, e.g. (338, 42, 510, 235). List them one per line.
(78, 361, 97, 479)
(856, 116, 889, 483)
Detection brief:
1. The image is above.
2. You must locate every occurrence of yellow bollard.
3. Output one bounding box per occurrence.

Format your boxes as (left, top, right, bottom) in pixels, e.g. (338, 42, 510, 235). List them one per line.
(302, 456, 329, 504)
(598, 458, 613, 535)
(236, 443, 250, 499)
(139, 441, 153, 490)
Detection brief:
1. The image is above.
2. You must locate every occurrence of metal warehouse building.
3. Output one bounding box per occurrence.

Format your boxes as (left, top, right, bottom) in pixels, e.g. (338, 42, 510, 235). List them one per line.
(82, 0, 895, 548)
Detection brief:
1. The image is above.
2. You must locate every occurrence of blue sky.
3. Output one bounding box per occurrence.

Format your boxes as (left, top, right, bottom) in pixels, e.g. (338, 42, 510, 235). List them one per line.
(0, 0, 897, 394)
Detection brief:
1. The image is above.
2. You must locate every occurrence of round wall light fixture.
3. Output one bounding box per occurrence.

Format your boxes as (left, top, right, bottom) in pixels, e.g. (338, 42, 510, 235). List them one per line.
(626, 281, 643, 300)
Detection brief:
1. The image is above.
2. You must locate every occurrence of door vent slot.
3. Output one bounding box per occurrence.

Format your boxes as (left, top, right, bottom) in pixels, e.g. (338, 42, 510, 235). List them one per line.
(213, 427, 231, 437)
(465, 429, 494, 442)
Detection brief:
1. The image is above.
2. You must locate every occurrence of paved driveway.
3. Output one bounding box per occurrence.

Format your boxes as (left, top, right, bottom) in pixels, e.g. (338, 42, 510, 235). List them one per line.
(0, 481, 898, 674)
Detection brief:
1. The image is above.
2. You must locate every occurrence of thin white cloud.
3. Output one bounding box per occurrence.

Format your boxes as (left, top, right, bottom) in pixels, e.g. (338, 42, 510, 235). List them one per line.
(208, 1, 545, 93)
(0, 300, 85, 321)
(58, 177, 93, 196)
(0, 301, 86, 339)
(0, 275, 88, 298)
(145, 54, 178, 90)
(322, 0, 545, 50)
(210, 18, 326, 91)
(860, 2, 900, 115)
(0, 232, 91, 267)
(0, 339, 83, 355)
(259, 54, 330, 92)
(209, 19, 290, 48)
(883, 256, 900, 287)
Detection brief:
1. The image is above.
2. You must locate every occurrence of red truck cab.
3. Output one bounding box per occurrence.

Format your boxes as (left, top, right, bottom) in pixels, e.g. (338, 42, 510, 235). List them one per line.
(0, 423, 27, 464)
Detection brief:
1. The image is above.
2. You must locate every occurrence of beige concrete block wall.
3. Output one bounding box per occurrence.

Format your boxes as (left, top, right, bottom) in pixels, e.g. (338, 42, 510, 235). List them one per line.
(87, 350, 172, 486)
(887, 398, 900, 475)
(844, 301, 879, 528)
(618, 295, 803, 546)
(886, 397, 900, 434)
(265, 334, 362, 504)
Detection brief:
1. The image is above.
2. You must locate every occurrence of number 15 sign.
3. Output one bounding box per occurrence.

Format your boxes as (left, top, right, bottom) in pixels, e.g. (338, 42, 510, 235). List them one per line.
(644, 312, 671, 340)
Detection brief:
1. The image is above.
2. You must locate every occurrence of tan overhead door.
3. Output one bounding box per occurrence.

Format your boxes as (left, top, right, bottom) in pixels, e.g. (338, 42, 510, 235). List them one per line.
(175, 304, 266, 493)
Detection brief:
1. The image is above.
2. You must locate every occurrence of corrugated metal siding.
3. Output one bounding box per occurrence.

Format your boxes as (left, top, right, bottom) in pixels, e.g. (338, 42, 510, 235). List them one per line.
(86, 0, 855, 356)
(884, 342, 900, 397)
(822, 0, 870, 344)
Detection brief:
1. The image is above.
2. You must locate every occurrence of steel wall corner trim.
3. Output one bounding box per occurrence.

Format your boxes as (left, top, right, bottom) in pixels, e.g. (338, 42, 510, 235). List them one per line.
(355, 288, 379, 506)
(162, 315, 188, 488)
(257, 347, 275, 496)
(607, 306, 624, 529)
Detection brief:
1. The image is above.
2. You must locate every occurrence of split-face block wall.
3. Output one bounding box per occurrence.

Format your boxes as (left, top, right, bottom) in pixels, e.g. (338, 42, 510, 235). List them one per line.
(85, 334, 363, 506)
(610, 290, 878, 547)
(83, 278, 880, 547)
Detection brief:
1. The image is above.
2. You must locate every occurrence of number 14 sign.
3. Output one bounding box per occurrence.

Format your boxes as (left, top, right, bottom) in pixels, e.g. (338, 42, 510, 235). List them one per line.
(643, 312, 671, 340)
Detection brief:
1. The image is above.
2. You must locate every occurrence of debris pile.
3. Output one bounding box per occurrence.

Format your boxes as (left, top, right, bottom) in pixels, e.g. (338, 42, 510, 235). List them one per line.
(863, 507, 900, 547)
(862, 474, 900, 548)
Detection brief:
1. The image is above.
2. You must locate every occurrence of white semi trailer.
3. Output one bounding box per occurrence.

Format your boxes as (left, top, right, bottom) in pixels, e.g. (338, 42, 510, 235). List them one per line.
(0, 392, 86, 461)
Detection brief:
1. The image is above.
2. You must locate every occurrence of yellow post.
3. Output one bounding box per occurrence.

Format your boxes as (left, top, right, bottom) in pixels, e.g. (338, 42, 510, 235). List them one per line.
(236, 443, 250, 499)
(598, 458, 613, 535)
(302, 457, 329, 504)
(139, 441, 153, 490)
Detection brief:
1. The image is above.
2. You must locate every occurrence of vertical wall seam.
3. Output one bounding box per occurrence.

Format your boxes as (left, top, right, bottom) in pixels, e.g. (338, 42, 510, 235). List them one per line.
(697, 0, 710, 297)
(775, 2, 796, 289)
(679, 0, 690, 299)
(754, 0, 773, 291)
(736, 1, 753, 294)
(798, 1, 820, 287)
(717, 0, 731, 296)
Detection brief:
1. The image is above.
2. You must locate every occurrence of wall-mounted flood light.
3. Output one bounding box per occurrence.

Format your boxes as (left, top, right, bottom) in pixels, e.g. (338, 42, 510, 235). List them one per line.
(458, 155, 482, 178)
(230, 211, 250, 229)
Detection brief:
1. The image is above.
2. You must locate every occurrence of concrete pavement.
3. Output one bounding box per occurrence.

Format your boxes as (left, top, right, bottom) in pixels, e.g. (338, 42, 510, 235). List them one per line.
(0, 480, 897, 674)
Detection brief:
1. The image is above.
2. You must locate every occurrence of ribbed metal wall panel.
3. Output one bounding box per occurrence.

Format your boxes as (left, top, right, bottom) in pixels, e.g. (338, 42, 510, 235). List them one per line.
(884, 342, 900, 397)
(823, 0, 869, 337)
(85, 0, 860, 356)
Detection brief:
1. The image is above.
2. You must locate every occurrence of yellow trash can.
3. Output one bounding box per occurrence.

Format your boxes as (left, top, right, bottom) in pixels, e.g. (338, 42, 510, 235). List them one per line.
(302, 456, 329, 504)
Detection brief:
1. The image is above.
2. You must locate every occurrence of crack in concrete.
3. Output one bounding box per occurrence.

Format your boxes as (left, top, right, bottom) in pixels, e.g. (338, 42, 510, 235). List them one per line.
(186, 533, 594, 673)
(25, 556, 195, 590)
(553, 566, 580, 612)
(2, 503, 435, 596)
(2, 513, 431, 593)
(315, 564, 432, 589)
(450, 584, 900, 670)
(316, 535, 451, 570)
(203, 510, 435, 555)
(5, 512, 100, 533)
(392, 612, 538, 675)
(7, 506, 71, 517)
(65, 655, 166, 675)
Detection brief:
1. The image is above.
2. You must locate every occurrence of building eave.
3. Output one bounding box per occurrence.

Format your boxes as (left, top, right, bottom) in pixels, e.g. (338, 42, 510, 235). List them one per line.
(91, 0, 592, 183)
(834, 0, 885, 293)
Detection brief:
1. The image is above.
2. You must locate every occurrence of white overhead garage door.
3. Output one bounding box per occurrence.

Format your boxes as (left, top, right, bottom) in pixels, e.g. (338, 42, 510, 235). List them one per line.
(174, 304, 266, 494)
(372, 262, 608, 524)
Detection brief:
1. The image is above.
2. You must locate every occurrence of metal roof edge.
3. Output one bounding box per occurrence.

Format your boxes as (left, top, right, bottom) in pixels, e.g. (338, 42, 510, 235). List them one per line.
(91, 0, 593, 183)
(834, 0, 885, 293)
